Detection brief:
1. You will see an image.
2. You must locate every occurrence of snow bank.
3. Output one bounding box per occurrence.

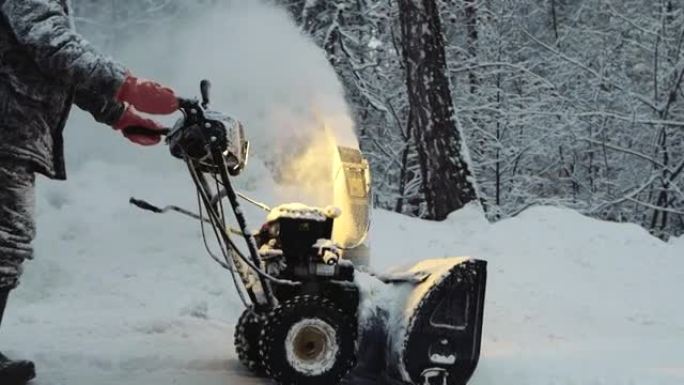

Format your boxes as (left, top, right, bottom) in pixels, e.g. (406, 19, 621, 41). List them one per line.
(372, 205, 684, 385)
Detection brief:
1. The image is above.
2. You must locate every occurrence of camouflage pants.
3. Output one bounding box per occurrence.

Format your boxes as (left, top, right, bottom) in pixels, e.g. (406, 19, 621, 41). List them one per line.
(0, 160, 35, 290)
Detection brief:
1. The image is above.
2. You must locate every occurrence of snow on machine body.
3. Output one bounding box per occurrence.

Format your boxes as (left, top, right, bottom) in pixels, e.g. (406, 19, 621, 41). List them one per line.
(370, 258, 487, 385)
(127, 81, 487, 385)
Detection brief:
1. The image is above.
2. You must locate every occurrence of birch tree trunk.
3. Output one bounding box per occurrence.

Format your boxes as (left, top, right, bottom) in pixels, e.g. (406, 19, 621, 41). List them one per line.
(398, 0, 479, 220)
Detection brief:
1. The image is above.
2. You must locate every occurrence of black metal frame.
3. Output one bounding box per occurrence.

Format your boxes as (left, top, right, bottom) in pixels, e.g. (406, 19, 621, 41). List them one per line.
(186, 150, 277, 309)
(164, 82, 281, 311)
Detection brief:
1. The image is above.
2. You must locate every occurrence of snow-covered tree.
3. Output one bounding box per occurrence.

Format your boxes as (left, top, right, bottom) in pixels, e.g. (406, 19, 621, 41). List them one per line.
(398, 0, 479, 219)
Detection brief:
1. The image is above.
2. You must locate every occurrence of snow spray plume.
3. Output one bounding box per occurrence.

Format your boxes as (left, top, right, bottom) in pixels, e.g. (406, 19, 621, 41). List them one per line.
(74, 0, 362, 244)
(110, 0, 358, 173)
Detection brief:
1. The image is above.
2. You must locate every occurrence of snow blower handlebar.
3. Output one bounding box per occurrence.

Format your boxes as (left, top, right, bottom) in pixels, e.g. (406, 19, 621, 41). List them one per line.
(121, 125, 170, 138)
(129, 197, 212, 223)
(125, 80, 288, 310)
(120, 97, 199, 139)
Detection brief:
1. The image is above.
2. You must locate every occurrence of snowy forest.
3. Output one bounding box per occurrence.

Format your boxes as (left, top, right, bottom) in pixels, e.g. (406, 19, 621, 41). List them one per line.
(71, 0, 684, 238)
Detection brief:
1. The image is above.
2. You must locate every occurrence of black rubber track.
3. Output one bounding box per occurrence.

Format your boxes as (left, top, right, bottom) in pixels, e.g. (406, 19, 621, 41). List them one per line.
(234, 307, 266, 375)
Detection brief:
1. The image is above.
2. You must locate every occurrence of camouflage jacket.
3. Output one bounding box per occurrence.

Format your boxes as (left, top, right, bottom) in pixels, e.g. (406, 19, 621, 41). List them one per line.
(0, 0, 126, 179)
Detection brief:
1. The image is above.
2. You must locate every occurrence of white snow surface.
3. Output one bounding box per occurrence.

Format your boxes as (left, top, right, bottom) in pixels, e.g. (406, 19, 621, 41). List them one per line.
(2, 160, 682, 385)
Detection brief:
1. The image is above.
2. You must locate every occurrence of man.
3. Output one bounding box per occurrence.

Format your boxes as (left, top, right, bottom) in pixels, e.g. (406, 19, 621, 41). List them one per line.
(0, 1, 178, 383)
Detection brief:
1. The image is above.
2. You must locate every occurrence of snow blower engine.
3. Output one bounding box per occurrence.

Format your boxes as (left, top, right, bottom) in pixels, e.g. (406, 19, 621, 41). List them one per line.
(126, 80, 487, 385)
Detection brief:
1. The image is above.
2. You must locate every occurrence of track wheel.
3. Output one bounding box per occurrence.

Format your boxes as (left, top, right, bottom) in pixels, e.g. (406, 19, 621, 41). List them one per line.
(234, 308, 265, 375)
(259, 295, 356, 385)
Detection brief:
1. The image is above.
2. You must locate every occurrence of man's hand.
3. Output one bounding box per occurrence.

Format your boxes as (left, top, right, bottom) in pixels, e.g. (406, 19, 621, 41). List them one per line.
(116, 74, 179, 115)
(113, 105, 165, 146)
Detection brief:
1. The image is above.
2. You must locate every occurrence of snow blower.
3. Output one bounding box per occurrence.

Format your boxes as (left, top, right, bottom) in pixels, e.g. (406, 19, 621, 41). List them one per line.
(125, 80, 487, 385)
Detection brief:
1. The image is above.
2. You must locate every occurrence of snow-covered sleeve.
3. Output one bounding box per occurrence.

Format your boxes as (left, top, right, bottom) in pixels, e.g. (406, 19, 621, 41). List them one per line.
(73, 88, 126, 126)
(0, 0, 127, 98)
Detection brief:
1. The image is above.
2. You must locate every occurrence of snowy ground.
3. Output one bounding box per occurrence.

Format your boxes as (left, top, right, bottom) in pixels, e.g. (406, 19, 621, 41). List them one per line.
(2, 158, 683, 385)
(2, 1, 683, 384)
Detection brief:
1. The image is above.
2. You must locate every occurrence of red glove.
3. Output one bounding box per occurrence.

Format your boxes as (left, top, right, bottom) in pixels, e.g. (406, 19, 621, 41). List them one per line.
(116, 74, 179, 115)
(113, 105, 165, 146)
